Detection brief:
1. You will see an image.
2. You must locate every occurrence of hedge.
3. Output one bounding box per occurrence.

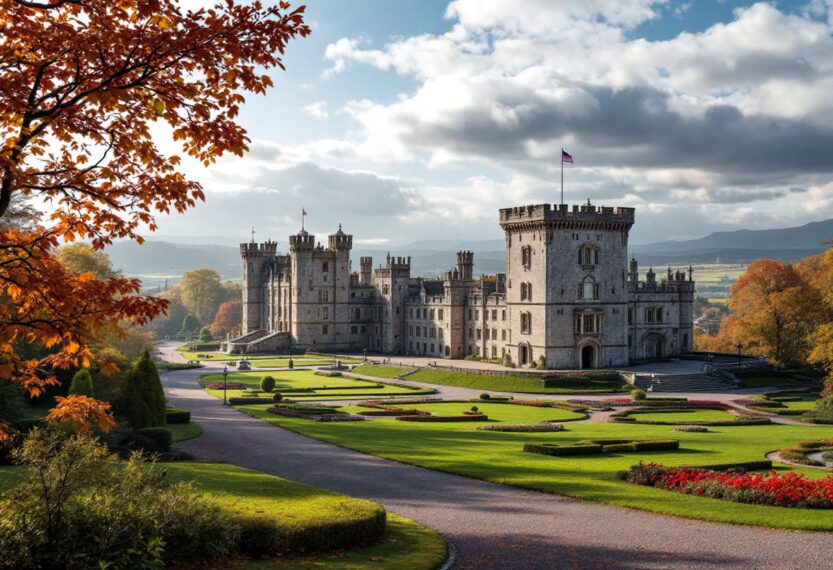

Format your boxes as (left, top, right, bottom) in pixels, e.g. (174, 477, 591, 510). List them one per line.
(228, 397, 275, 405)
(314, 371, 343, 377)
(477, 423, 566, 432)
(524, 439, 679, 457)
(395, 414, 488, 422)
(234, 502, 386, 556)
(165, 408, 191, 424)
(610, 417, 771, 426)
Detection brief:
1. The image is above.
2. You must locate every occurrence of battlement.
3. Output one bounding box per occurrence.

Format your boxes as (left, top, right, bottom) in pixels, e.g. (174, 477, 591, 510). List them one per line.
(240, 240, 278, 255)
(288, 231, 315, 252)
(328, 225, 353, 250)
(499, 202, 635, 229)
(387, 255, 411, 270)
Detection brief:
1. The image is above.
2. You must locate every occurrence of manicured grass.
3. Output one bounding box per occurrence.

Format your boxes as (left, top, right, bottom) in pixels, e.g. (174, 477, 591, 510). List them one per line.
(0, 462, 445, 569)
(405, 368, 628, 394)
(343, 402, 586, 423)
(169, 422, 203, 442)
(177, 347, 362, 366)
(236, 400, 833, 530)
(739, 376, 799, 388)
(353, 364, 412, 379)
(200, 370, 434, 401)
(626, 409, 738, 423)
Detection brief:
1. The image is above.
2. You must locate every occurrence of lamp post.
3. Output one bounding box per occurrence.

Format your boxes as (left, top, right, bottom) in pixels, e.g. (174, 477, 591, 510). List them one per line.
(737, 341, 743, 366)
(363, 348, 367, 363)
(222, 364, 228, 406)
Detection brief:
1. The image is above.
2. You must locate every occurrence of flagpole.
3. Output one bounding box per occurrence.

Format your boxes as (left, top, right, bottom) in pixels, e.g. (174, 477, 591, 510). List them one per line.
(560, 148, 564, 206)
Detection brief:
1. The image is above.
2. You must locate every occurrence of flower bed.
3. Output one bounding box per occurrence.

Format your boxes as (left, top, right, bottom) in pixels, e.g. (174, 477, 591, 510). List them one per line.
(477, 423, 566, 433)
(623, 463, 833, 508)
(204, 382, 247, 390)
(395, 414, 488, 422)
(565, 399, 613, 410)
(357, 408, 429, 417)
(267, 406, 365, 422)
(673, 425, 709, 432)
(524, 439, 679, 457)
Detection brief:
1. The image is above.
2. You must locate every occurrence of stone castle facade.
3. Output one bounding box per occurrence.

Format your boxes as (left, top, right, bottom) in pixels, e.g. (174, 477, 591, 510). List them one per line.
(227, 201, 695, 369)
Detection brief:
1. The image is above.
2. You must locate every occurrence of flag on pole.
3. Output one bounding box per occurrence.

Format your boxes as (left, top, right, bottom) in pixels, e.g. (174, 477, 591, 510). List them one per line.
(561, 149, 574, 163)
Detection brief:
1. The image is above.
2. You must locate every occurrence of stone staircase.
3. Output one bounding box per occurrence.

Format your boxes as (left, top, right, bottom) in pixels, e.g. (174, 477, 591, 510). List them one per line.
(633, 373, 737, 393)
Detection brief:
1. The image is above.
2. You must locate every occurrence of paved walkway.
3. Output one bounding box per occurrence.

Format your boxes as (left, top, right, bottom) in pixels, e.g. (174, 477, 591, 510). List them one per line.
(159, 343, 833, 569)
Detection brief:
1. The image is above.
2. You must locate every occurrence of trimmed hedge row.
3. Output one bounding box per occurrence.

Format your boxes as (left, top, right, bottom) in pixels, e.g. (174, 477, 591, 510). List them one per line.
(228, 397, 274, 405)
(477, 423, 566, 433)
(395, 414, 488, 422)
(314, 371, 343, 377)
(165, 408, 191, 424)
(524, 439, 679, 457)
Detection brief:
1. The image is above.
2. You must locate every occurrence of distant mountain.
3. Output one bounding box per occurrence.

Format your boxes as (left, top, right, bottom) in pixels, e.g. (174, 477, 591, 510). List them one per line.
(633, 218, 833, 264)
(109, 218, 833, 287)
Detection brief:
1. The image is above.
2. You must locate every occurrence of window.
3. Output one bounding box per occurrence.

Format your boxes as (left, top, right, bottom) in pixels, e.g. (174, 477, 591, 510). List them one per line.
(430, 308, 435, 319)
(657, 308, 664, 323)
(468, 310, 473, 320)
(502, 330, 507, 341)
(476, 328, 482, 340)
(627, 307, 633, 324)
(520, 282, 528, 301)
(502, 310, 506, 321)
(575, 313, 602, 334)
(383, 284, 389, 295)
(430, 327, 436, 338)
(322, 324, 328, 335)
(322, 307, 329, 319)
(361, 325, 366, 333)
(580, 279, 600, 300)
(423, 326, 428, 337)
(579, 245, 599, 266)
(423, 308, 428, 319)
(521, 246, 532, 269)
(319, 289, 329, 303)
(475, 310, 479, 319)
(355, 308, 361, 320)
(438, 309, 444, 320)
(485, 310, 489, 321)
(646, 308, 655, 323)
(322, 262, 329, 272)
(409, 308, 413, 318)
(492, 310, 497, 321)
(351, 325, 358, 334)
(520, 312, 531, 334)
(438, 328, 444, 339)
(491, 329, 497, 340)
(430, 344, 435, 353)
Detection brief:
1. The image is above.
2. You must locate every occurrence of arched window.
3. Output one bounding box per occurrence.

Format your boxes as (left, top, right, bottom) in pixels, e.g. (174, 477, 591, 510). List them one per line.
(579, 276, 600, 300)
(578, 244, 600, 266)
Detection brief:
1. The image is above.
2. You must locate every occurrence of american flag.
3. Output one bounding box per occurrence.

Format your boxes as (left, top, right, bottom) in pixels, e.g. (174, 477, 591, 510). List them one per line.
(561, 149, 574, 163)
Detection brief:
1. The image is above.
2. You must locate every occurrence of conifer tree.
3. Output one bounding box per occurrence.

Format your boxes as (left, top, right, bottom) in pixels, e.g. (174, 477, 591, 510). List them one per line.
(68, 369, 95, 398)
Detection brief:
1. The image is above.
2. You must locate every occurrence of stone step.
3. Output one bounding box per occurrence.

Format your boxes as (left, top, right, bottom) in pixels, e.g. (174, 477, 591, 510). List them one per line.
(634, 373, 736, 392)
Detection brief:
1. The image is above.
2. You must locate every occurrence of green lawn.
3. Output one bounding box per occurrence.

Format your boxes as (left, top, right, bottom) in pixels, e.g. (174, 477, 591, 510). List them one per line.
(353, 364, 412, 379)
(169, 422, 203, 442)
(404, 368, 628, 394)
(342, 402, 586, 423)
(232, 400, 833, 530)
(626, 409, 739, 423)
(177, 347, 362, 366)
(0, 462, 445, 569)
(200, 370, 434, 401)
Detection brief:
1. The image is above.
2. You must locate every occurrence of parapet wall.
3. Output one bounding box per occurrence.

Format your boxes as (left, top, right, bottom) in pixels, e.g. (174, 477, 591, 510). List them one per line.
(499, 203, 635, 229)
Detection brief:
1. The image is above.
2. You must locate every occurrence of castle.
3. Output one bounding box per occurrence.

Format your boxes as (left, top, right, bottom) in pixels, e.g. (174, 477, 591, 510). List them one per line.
(226, 201, 695, 369)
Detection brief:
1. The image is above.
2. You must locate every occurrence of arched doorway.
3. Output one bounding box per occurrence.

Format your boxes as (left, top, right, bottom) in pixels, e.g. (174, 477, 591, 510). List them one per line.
(518, 344, 531, 366)
(581, 345, 596, 369)
(646, 335, 663, 358)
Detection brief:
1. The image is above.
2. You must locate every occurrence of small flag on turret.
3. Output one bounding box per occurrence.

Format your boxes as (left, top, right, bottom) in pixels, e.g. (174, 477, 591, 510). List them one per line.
(561, 149, 574, 163)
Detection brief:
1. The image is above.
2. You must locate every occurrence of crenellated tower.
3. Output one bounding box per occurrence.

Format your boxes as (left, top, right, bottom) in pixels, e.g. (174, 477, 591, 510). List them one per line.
(240, 240, 278, 333)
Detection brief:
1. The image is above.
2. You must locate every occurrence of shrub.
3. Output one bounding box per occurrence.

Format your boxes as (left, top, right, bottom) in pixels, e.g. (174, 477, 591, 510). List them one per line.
(165, 408, 191, 424)
(478, 423, 566, 432)
(236, 515, 282, 558)
(0, 380, 27, 426)
(673, 425, 709, 432)
(116, 351, 166, 429)
(480, 392, 491, 400)
(260, 375, 276, 392)
(199, 327, 213, 341)
(630, 388, 646, 401)
(136, 427, 173, 452)
(0, 429, 237, 568)
(821, 375, 833, 398)
(68, 368, 95, 397)
(524, 443, 603, 456)
(807, 396, 833, 421)
(228, 397, 273, 405)
(470, 405, 479, 412)
(537, 355, 546, 369)
(272, 392, 283, 402)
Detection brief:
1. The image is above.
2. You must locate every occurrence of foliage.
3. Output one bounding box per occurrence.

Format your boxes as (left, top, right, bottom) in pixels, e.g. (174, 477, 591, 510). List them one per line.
(260, 375, 276, 392)
(68, 369, 95, 398)
(480, 392, 491, 400)
(55, 243, 115, 280)
(0, 0, 309, 439)
(524, 439, 679, 457)
(199, 326, 213, 341)
(46, 395, 116, 434)
(116, 351, 166, 429)
(623, 462, 833, 509)
(273, 392, 284, 402)
(631, 388, 646, 401)
(0, 429, 237, 568)
(165, 408, 191, 425)
(823, 376, 833, 398)
(181, 314, 202, 335)
(806, 396, 833, 421)
(477, 423, 565, 432)
(210, 298, 242, 338)
(179, 269, 237, 325)
(135, 427, 172, 452)
(0, 381, 27, 426)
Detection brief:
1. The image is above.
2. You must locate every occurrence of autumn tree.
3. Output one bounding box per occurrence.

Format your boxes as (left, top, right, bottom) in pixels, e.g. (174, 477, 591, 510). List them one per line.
(210, 298, 242, 338)
(725, 259, 816, 366)
(0, 0, 309, 438)
(56, 243, 115, 280)
(178, 269, 226, 323)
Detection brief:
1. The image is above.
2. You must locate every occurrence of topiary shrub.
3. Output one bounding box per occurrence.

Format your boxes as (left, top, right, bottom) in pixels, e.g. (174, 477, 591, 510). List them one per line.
(260, 375, 276, 392)
(631, 388, 647, 401)
(116, 351, 166, 429)
(480, 392, 491, 400)
(136, 427, 173, 452)
(537, 355, 546, 369)
(165, 408, 191, 424)
(68, 368, 95, 398)
(272, 392, 283, 402)
(470, 405, 479, 413)
(236, 515, 282, 558)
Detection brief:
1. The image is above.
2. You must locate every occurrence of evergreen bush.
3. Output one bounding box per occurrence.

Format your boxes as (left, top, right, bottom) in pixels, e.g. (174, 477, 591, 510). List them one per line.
(136, 427, 173, 452)
(68, 369, 95, 397)
(199, 327, 213, 341)
(117, 351, 167, 429)
(260, 375, 276, 392)
(631, 388, 647, 401)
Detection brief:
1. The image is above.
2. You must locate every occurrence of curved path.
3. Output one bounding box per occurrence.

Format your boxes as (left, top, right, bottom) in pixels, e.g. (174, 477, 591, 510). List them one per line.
(159, 343, 833, 569)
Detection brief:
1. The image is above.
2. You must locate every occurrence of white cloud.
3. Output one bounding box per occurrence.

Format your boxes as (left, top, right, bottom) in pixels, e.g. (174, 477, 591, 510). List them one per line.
(301, 101, 329, 119)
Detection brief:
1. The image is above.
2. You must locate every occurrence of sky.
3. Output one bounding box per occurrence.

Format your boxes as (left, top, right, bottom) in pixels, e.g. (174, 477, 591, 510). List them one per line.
(152, 0, 833, 247)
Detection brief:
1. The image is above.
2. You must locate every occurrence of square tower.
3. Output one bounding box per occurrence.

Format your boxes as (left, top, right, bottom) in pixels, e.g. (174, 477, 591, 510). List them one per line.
(499, 201, 635, 369)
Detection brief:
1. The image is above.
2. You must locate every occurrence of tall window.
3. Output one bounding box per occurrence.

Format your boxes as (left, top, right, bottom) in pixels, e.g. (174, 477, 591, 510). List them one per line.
(520, 312, 532, 334)
(438, 309, 444, 321)
(646, 308, 655, 323)
(521, 246, 532, 269)
(579, 279, 600, 300)
(627, 307, 633, 324)
(578, 245, 599, 266)
(657, 308, 664, 323)
(322, 262, 329, 272)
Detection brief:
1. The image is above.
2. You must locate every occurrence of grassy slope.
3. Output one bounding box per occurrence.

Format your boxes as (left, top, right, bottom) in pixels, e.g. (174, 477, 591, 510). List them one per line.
(169, 422, 203, 442)
(200, 370, 432, 401)
(405, 368, 627, 394)
(0, 462, 445, 570)
(234, 400, 833, 530)
(353, 365, 412, 379)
